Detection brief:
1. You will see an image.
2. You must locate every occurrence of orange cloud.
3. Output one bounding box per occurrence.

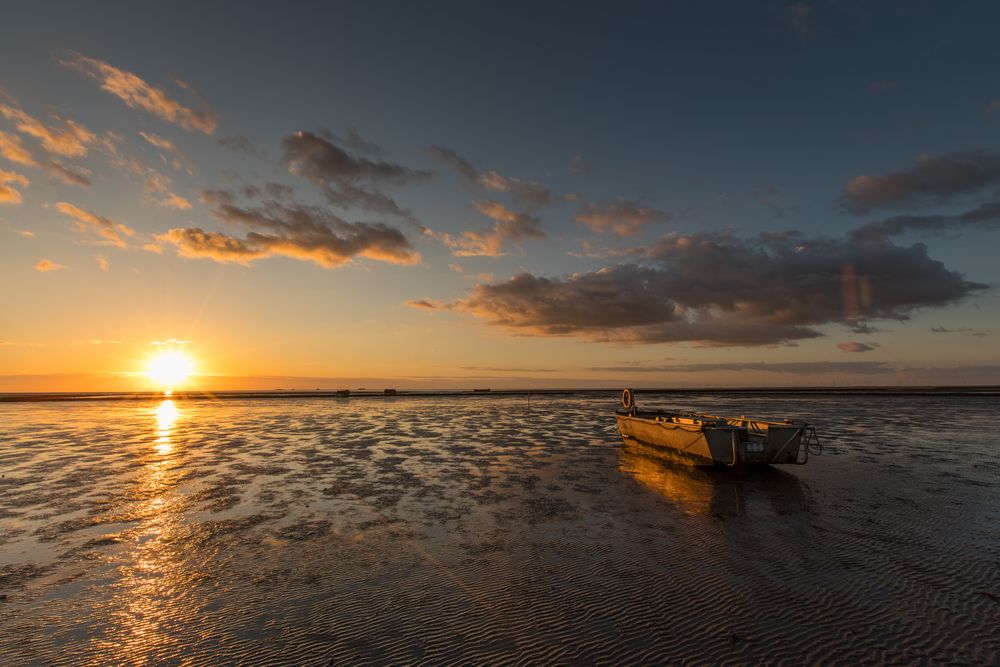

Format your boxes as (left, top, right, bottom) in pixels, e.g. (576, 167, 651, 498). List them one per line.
(439, 200, 545, 257)
(574, 199, 672, 237)
(477, 170, 551, 208)
(159, 193, 192, 210)
(160, 221, 421, 269)
(0, 129, 89, 187)
(158, 228, 267, 265)
(35, 258, 67, 272)
(63, 52, 218, 134)
(139, 131, 195, 173)
(55, 202, 135, 247)
(95, 255, 110, 271)
(138, 131, 174, 151)
(0, 130, 36, 165)
(96, 133, 188, 206)
(0, 103, 95, 157)
(182, 193, 422, 268)
(0, 170, 29, 204)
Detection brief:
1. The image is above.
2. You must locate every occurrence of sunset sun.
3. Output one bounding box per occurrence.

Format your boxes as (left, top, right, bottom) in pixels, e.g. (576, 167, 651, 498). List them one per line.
(145, 351, 195, 389)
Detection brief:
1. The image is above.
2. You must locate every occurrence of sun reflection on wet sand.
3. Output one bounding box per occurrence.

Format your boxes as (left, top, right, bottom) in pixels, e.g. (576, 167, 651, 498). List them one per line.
(87, 398, 195, 662)
(155, 399, 179, 455)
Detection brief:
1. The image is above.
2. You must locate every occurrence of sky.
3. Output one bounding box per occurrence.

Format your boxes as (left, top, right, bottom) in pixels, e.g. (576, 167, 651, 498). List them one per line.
(1, 0, 999, 391)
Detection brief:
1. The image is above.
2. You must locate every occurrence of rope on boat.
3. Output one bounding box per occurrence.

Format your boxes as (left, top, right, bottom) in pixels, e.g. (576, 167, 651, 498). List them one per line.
(794, 426, 823, 464)
(805, 426, 823, 456)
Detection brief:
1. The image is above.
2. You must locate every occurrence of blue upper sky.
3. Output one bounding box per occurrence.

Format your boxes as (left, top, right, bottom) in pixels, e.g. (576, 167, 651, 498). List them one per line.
(1, 1, 998, 389)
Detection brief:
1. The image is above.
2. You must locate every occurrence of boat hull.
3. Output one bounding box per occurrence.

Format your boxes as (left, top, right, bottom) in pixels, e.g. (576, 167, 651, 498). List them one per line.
(615, 412, 806, 466)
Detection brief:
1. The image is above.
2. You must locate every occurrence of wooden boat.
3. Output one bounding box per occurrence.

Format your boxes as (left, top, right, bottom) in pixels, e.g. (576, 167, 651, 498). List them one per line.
(614, 388, 819, 466)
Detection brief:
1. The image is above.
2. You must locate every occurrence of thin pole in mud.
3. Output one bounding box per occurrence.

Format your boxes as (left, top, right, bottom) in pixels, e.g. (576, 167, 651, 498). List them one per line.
(527, 389, 531, 411)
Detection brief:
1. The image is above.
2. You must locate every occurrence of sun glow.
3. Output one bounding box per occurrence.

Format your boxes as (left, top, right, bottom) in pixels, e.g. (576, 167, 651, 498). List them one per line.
(145, 351, 195, 390)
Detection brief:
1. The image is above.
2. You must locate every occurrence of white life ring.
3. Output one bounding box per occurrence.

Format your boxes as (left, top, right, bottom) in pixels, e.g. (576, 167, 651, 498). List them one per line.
(621, 387, 635, 412)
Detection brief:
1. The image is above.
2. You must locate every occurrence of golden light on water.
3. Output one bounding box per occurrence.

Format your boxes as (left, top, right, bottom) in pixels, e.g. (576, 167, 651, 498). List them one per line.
(155, 399, 179, 455)
(145, 351, 195, 391)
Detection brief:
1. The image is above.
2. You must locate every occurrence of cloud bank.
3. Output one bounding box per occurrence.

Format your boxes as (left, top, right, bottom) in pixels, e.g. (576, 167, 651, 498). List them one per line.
(844, 151, 1000, 212)
(412, 230, 986, 346)
(589, 361, 890, 375)
(851, 199, 1000, 240)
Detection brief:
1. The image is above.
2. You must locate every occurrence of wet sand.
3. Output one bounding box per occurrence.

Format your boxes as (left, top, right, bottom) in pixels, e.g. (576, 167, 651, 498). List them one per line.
(1, 393, 998, 665)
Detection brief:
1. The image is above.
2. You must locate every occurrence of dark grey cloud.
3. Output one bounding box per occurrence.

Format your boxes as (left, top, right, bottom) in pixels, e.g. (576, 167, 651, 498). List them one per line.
(284, 131, 429, 220)
(844, 151, 1000, 212)
(266, 181, 293, 199)
(331, 128, 385, 157)
(241, 182, 294, 201)
(478, 170, 551, 209)
(929, 326, 987, 336)
(405, 298, 446, 310)
(427, 145, 478, 181)
(851, 199, 1000, 240)
(850, 322, 880, 334)
(588, 361, 891, 375)
(285, 131, 429, 187)
(427, 144, 551, 209)
(323, 182, 419, 222)
(160, 190, 420, 268)
(412, 231, 987, 346)
(43, 160, 90, 187)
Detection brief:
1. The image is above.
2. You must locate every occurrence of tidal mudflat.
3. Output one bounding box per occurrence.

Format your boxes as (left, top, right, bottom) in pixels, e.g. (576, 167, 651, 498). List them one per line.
(1, 393, 998, 665)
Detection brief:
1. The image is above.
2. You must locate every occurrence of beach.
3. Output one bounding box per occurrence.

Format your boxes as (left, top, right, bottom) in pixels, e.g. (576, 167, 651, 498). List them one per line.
(1, 392, 998, 665)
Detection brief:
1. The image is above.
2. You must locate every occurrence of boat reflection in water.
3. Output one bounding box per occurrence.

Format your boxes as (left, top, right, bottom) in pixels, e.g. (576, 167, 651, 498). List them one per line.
(618, 437, 810, 517)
